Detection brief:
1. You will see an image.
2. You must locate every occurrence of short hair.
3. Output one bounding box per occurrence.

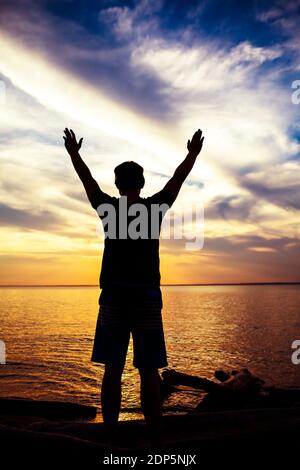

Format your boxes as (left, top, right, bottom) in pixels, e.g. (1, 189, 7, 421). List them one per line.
(114, 161, 145, 190)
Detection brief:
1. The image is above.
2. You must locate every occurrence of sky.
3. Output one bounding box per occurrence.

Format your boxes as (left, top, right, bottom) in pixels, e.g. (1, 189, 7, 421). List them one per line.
(0, 0, 300, 285)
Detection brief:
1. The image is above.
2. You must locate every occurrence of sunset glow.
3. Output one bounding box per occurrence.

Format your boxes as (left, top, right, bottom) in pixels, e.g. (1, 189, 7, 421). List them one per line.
(1, 1, 300, 284)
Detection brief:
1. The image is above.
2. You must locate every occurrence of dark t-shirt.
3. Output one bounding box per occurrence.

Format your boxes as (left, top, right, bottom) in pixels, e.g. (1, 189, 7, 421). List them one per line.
(89, 187, 175, 295)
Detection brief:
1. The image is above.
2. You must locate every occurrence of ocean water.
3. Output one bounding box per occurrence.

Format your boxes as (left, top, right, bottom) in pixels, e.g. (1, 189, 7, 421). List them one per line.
(1, 285, 300, 420)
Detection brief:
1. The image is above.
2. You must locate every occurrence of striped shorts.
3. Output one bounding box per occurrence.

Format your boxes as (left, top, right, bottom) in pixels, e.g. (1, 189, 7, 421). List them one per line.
(91, 300, 168, 369)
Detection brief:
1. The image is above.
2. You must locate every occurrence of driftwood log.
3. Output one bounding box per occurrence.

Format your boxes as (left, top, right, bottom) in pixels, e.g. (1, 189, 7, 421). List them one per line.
(161, 368, 300, 411)
(0, 398, 97, 419)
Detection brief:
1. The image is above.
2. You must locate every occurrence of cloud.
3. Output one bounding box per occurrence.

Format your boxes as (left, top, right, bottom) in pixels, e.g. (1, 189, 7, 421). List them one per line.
(0, 0, 300, 283)
(205, 195, 255, 220)
(0, 202, 64, 230)
(0, 31, 183, 164)
(0, 0, 175, 121)
(257, 0, 300, 23)
(239, 161, 300, 210)
(256, 0, 300, 65)
(160, 233, 300, 283)
(98, 0, 162, 39)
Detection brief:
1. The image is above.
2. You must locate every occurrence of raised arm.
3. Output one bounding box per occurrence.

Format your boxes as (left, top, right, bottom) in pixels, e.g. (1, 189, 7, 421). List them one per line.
(63, 128, 100, 202)
(164, 129, 204, 201)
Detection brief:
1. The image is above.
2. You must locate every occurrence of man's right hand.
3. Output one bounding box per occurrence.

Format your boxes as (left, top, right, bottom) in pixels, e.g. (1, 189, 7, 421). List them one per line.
(63, 128, 83, 156)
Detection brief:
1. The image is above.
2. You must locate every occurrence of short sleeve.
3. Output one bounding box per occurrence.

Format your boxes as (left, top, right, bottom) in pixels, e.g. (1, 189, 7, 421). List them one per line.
(88, 188, 113, 210)
(147, 187, 176, 208)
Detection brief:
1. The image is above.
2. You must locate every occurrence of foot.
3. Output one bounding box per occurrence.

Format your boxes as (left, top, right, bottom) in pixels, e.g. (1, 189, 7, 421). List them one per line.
(104, 426, 130, 451)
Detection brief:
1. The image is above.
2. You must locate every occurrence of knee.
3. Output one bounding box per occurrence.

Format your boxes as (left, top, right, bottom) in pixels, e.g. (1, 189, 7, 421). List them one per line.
(104, 364, 124, 380)
(138, 368, 159, 382)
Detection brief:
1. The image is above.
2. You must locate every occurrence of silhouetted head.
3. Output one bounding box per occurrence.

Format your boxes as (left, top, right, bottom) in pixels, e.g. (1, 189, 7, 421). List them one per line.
(114, 161, 145, 196)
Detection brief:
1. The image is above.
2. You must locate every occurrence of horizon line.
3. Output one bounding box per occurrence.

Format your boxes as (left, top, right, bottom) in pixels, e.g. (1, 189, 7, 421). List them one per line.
(0, 282, 300, 287)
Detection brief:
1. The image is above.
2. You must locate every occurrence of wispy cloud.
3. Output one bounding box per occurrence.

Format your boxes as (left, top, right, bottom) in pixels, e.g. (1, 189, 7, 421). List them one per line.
(0, 202, 64, 230)
(0, 0, 299, 283)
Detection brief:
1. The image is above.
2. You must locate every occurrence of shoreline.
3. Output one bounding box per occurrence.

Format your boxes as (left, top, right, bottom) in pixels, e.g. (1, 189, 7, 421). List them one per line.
(1, 398, 300, 465)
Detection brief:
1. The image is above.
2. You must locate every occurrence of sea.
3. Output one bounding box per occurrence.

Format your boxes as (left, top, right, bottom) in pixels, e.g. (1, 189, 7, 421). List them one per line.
(1, 285, 300, 421)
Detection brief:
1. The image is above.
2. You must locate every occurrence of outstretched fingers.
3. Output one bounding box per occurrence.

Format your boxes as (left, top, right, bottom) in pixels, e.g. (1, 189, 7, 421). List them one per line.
(193, 129, 202, 141)
(64, 128, 71, 139)
(63, 128, 83, 152)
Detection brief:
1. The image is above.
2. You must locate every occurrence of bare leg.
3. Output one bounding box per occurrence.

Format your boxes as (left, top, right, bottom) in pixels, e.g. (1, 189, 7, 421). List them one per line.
(139, 368, 163, 447)
(101, 364, 124, 440)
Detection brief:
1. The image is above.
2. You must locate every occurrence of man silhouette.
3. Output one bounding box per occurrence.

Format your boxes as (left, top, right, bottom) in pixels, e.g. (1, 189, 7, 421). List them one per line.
(63, 128, 204, 446)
